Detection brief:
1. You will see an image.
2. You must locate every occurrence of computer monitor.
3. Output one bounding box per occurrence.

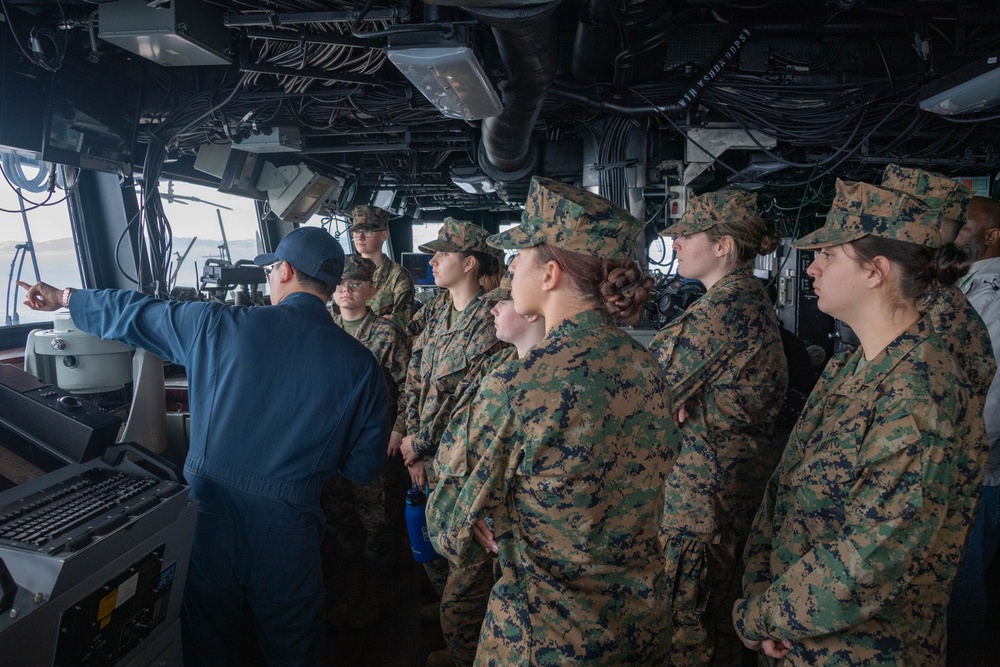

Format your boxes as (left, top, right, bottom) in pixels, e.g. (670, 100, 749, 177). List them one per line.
(401, 252, 435, 286)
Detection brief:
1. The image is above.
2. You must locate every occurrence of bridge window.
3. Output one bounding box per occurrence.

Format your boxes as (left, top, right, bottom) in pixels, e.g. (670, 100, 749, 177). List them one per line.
(0, 160, 82, 327)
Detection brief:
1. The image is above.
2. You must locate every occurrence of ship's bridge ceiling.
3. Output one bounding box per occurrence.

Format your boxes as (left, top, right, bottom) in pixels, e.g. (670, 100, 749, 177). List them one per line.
(3, 0, 1000, 223)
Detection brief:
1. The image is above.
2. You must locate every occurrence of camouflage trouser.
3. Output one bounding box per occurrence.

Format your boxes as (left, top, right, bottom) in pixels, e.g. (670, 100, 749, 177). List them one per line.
(423, 553, 450, 596)
(321, 473, 392, 567)
(664, 534, 745, 667)
(441, 557, 498, 667)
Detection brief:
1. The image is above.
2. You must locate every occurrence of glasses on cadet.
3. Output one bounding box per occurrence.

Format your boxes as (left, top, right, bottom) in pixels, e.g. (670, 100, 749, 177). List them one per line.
(335, 281, 367, 292)
(351, 229, 379, 239)
(263, 261, 281, 277)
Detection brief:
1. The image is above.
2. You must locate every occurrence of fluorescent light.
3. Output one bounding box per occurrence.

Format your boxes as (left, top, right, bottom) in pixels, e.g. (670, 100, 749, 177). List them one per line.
(920, 54, 1000, 115)
(387, 45, 503, 121)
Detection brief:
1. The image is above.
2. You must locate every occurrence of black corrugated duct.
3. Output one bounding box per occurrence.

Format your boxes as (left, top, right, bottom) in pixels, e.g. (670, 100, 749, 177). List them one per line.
(462, 1, 560, 182)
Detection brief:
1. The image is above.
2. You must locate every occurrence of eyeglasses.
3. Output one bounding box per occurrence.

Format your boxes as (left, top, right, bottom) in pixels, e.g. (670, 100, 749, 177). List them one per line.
(351, 229, 380, 239)
(335, 281, 367, 292)
(263, 261, 282, 277)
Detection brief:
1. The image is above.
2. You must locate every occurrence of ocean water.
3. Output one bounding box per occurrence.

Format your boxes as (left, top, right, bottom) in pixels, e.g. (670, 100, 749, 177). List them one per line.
(1, 237, 259, 326)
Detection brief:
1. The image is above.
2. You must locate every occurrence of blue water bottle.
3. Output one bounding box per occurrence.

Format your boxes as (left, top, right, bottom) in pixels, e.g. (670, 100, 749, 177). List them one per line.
(405, 485, 439, 563)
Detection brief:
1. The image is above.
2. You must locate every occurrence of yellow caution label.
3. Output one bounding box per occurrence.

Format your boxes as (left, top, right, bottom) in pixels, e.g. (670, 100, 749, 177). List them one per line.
(98, 590, 118, 628)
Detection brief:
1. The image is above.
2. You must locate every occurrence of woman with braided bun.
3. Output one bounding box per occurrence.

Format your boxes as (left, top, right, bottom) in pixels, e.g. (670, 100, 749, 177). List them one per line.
(649, 190, 789, 666)
(434, 176, 681, 666)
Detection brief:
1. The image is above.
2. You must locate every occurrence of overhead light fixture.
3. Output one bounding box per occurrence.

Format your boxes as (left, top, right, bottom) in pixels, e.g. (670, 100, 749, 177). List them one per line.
(387, 42, 503, 121)
(920, 54, 1000, 115)
(450, 166, 495, 194)
(256, 161, 343, 223)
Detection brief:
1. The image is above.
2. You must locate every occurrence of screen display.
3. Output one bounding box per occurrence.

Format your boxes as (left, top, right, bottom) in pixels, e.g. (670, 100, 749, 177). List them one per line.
(401, 252, 435, 286)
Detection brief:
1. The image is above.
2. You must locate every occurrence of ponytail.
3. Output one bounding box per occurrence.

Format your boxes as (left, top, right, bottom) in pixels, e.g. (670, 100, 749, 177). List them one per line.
(850, 236, 971, 312)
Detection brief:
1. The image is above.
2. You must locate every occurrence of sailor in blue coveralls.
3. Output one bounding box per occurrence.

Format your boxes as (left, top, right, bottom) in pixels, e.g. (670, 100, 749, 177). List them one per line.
(20, 226, 389, 667)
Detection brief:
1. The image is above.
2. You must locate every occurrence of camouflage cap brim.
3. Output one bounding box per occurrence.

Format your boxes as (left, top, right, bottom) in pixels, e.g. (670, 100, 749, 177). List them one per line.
(341, 254, 376, 281)
(421, 217, 492, 254)
(660, 216, 715, 237)
(418, 239, 465, 253)
(792, 218, 870, 249)
(350, 204, 389, 230)
(488, 220, 543, 251)
(661, 189, 759, 238)
(489, 213, 636, 260)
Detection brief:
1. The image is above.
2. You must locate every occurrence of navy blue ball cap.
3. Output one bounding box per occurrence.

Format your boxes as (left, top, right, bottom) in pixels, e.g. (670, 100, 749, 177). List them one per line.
(254, 227, 345, 286)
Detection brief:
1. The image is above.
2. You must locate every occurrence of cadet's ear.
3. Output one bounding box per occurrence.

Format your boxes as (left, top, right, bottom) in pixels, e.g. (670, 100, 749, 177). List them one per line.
(461, 253, 478, 274)
(716, 235, 734, 259)
(540, 259, 561, 292)
(866, 255, 892, 289)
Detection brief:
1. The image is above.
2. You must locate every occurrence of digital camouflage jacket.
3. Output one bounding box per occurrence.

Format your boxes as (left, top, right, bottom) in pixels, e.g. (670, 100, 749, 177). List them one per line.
(649, 263, 788, 543)
(435, 309, 681, 666)
(406, 290, 451, 338)
(426, 345, 518, 569)
(333, 309, 411, 435)
(367, 258, 416, 333)
(736, 319, 987, 666)
(403, 290, 506, 460)
(926, 283, 995, 404)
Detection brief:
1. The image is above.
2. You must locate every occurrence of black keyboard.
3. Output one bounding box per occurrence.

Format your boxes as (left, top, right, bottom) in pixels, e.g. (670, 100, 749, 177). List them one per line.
(0, 468, 183, 554)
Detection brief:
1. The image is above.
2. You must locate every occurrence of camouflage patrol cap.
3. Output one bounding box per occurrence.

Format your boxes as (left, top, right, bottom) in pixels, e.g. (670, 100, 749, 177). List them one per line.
(881, 164, 974, 243)
(481, 269, 513, 302)
(341, 255, 376, 282)
(350, 205, 389, 231)
(881, 164, 973, 222)
(660, 190, 760, 237)
(487, 176, 643, 260)
(794, 179, 942, 250)
(418, 217, 492, 254)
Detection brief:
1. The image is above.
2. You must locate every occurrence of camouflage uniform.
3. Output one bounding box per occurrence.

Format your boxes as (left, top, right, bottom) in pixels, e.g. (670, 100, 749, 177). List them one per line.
(350, 204, 416, 331)
(650, 192, 788, 667)
(425, 275, 518, 667)
(403, 218, 508, 467)
(369, 260, 416, 332)
(882, 165, 1000, 664)
(880, 164, 995, 404)
(322, 256, 411, 611)
(434, 177, 682, 666)
(408, 289, 451, 338)
(735, 180, 988, 666)
(428, 345, 517, 667)
(926, 285, 995, 404)
(402, 218, 507, 666)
